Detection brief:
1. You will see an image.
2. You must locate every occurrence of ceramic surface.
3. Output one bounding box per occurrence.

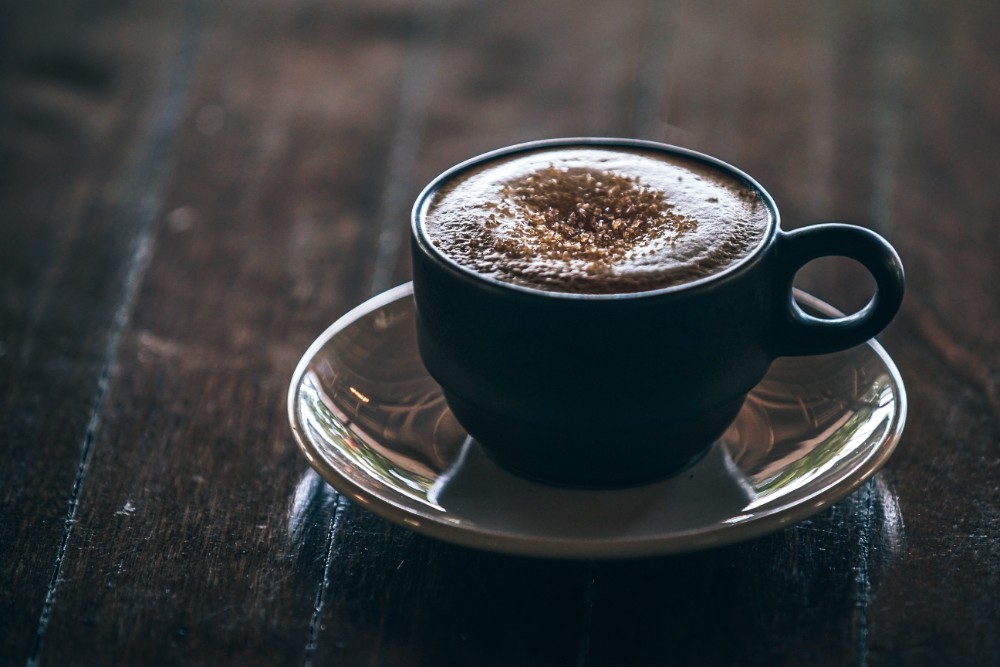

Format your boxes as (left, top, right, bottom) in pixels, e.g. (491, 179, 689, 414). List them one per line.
(288, 283, 906, 558)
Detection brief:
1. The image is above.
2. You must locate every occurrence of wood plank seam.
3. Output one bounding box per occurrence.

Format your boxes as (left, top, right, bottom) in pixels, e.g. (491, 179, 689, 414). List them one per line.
(24, 1, 209, 664)
(304, 5, 454, 663)
(869, 1, 905, 239)
(851, 8, 905, 660)
(852, 480, 876, 667)
(368, 5, 453, 296)
(304, 495, 351, 667)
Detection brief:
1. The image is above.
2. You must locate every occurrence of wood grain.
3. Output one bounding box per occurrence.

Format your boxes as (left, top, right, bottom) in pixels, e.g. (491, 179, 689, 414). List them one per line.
(1, 0, 998, 665)
(26, 0, 420, 664)
(864, 1, 1000, 663)
(0, 2, 192, 662)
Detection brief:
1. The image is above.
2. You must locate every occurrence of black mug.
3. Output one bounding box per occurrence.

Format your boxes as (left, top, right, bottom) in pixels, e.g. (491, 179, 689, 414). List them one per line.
(410, 138, 904, 487)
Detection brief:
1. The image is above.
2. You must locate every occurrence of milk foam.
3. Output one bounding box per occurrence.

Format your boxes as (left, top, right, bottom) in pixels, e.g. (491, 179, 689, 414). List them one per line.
(422, 148, 772, 294)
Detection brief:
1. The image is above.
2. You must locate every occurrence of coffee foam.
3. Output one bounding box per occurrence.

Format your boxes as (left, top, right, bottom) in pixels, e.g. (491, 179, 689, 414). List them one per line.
(422, 148, 772, 294)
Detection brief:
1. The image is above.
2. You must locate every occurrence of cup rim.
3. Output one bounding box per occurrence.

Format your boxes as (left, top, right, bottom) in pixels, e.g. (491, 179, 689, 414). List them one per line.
(411, 137, 780, 300)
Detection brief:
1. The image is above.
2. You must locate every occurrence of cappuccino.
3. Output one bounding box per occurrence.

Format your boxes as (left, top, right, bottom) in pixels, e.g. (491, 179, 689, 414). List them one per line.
(421, 147, 772, 294)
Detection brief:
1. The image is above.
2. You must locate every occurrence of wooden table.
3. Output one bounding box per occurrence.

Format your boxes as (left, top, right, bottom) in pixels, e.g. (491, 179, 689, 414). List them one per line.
(3, 1, 998, 664)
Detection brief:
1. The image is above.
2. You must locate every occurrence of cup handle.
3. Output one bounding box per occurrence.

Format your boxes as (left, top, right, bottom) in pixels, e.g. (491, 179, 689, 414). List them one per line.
(771, 223, 905, 356)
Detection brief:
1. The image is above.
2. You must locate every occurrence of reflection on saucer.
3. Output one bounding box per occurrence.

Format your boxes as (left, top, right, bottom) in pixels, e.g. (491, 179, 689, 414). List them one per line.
(288, 283, 906, 559)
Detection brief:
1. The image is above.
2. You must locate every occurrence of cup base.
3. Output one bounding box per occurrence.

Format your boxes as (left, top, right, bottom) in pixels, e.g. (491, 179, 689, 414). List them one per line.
(443, 391, 746, 488)
(479, 440, 714, 489)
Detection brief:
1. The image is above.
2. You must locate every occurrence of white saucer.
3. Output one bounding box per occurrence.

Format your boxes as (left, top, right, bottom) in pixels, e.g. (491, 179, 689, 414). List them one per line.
(287, 283, 906, 559)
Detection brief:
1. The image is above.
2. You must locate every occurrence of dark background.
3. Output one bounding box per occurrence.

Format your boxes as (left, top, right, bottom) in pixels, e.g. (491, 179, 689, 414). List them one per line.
(2, 0, 998, 665)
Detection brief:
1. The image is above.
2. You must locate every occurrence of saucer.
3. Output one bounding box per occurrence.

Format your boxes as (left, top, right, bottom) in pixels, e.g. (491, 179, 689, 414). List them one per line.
(287, 283, 906, 559)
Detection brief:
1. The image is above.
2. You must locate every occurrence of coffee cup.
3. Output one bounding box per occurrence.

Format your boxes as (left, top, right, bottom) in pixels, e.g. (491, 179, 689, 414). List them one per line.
(410, 138, 904, 487)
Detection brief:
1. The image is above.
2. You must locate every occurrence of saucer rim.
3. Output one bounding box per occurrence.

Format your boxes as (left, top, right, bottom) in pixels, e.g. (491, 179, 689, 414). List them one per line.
(288, 283, 907, 559)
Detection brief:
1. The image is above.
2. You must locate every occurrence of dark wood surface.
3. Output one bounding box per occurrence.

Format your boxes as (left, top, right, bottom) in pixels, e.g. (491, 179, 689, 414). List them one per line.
(2, 1, 998, 665)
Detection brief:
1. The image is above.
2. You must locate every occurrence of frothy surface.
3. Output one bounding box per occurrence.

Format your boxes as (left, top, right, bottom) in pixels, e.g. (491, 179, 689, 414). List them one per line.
(421, 148, 772, 294)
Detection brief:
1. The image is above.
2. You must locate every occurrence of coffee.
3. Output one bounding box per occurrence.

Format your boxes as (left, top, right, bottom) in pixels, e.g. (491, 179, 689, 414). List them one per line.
(421, 147, 773, 294)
